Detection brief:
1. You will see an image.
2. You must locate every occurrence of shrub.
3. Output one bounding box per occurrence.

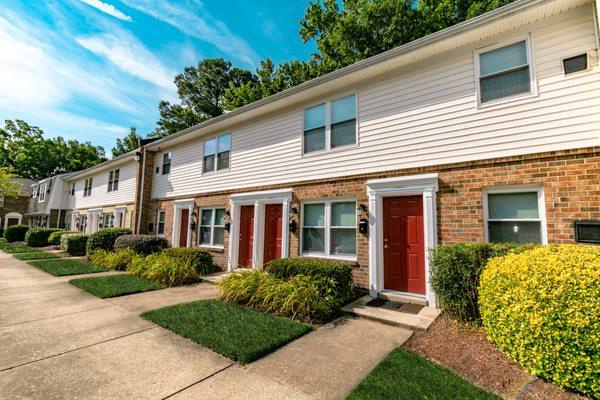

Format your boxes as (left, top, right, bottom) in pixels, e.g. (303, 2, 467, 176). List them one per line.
(24, 228, 62, 247)
(479, 245, 600, 398)
(114, 234, 169, 256)
(60, 233, 88, 256)
(128, 248, 217, 286)
(219, 270, 340, 323)
(86, 227, 131, 256)
(4, 224, 29, 242)
(265, 258, 354, 304)
(0, 227, 4, 238)
(89, 248, 141, 271)
(429, 243, 536, 324)
(48, 230, 79, 245)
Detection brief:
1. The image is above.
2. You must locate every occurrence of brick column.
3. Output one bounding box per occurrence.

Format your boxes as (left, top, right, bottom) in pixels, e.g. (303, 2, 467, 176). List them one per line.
(133, 147, 155, 234)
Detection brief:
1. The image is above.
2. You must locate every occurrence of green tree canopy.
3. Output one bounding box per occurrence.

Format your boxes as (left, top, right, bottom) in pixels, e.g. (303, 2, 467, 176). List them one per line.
(112, 127, 142, 157)
(0, 167, 22, 197)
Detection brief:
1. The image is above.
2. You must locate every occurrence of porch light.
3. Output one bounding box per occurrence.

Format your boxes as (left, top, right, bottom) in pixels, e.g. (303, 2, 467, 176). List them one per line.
(357, 203, 367, 214)
(289, 220, 297, 233)
(224, 222, 231, 232)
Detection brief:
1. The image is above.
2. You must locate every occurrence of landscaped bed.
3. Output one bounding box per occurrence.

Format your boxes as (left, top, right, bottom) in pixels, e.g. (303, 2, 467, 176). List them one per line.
(141, 300, 312, 364)
(27, 259, 106, 276)
(347, 347, 500, 400)
(13, 251, 60, 261)
(70, 274, 164, 298)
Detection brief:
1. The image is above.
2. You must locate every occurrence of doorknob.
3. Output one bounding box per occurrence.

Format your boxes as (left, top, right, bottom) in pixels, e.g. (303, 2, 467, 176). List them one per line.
(384, 244, 389, 249)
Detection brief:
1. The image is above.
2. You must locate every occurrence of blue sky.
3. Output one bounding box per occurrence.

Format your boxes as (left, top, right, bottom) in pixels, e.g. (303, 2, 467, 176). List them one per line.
(0, 0, 315, 153)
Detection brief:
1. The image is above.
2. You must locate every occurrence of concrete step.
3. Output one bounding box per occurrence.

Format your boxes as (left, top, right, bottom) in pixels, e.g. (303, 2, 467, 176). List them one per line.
(377, 290, 428, 306)
(342, 295, 439, 332)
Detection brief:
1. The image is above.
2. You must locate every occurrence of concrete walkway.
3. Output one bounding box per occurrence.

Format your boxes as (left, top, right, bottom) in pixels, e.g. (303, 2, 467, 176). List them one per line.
(0, 251, 412, 399)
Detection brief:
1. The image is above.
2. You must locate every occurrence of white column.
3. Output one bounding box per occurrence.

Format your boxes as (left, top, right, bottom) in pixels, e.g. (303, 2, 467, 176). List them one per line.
(281, 200, 290, 258)
(227, 201, 238, 271)
(423, 189, 438, 307)
(368, 191, 379, 297)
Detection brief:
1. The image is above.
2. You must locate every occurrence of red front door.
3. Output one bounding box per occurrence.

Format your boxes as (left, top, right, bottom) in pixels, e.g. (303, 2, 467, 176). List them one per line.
(238, 205, 254, 268)
(179, 209, 189, 247)
(6, 218, 19, 227)
(383, 196, 425, 294)
(263, 204, 282, 265)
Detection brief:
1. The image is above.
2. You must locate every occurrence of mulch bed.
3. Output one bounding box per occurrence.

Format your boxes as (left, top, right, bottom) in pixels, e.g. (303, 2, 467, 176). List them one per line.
(403, 315, 584, 400)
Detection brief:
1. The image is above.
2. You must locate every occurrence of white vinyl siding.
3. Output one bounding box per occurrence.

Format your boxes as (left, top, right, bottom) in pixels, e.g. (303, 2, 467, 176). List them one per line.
(71, 161, 137, 209)
(150, 6, 600, 200)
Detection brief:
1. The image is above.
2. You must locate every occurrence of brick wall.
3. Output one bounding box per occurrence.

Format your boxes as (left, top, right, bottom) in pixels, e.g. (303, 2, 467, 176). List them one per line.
(146, 147, 600, 288)
(136, 149, 156, 234)
(0, 195, 30, 227)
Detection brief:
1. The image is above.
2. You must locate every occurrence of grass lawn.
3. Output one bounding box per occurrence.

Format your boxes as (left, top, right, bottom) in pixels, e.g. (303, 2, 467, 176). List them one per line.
(70, 274, 164, 298)
(0, 244, 39, 253)
(13, 251, 60, 260)
(142, 300, 312, 364)
(27, 259, 106, 276)
(346, 347, 500, 400)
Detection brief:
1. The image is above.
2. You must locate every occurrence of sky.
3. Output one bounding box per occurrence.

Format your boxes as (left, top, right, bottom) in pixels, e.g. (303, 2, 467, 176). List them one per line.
(0, 0, 315, 153)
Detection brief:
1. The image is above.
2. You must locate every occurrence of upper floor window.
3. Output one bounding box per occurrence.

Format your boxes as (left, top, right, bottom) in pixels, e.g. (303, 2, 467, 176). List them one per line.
(302, 200, 356, 258)
(203, 134, 231, 173)
(484, 187, 545, 244)
(32, 185, 38, 198)
(303, 94, 356, 154)
(83, 178, 93, 197)
(156, 210, 166, 235)
(38, 183, 46, 202)
(199, 207, 226, 247)
(107, 169, 120, 192)
(0, 195, 4, 207)
(162, 153, 171, 175)
(70, 183, 75, 196)
(477, 40, 533, 104)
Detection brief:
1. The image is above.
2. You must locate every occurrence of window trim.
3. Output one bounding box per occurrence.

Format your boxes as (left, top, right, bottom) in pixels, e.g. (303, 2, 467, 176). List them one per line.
(107, 169, 120, 193)
(83, 177, 93, 197)
(562, 52, 591, 76)
(162, 152, 172, 175)
(202, 133, 231, 175)
(70, 183, 75, 196)
(301, 92, 358, 156)
(300, 199, 358, 261)
(198, 206, 226, 248)
(38, 182, 47, 202)
(475, 35, 537, 108)
(482, 185, 547, 244)
(156, 210, 166, 236)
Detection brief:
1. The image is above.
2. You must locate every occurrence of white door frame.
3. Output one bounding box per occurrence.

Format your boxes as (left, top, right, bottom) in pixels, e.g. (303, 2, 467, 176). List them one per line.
(3, 212, 23, 229)
(172, 199, 195, 248)
(114, 205, 128, 228)
(228, 189, 292, 270)
(86, 208, 103, 234)
(366, 173, 439, 307)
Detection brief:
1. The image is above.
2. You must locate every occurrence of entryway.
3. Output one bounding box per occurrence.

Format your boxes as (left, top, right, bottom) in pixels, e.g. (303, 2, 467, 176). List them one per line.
(263, 204, 282, 264)
(179, 209, 190, 247)
(238, 205, 254, 267)
(172, 199, 194, 248)
(4, 212, 22, 229)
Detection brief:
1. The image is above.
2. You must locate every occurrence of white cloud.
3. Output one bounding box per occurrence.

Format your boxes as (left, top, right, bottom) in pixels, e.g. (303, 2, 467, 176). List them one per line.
(76, 33, 176, 90)
(79, 0, 132, 22)
(119, 0, 259, 67)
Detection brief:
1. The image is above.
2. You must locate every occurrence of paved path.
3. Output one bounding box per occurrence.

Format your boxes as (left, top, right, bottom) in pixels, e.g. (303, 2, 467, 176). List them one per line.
(0, 251, 412, 399)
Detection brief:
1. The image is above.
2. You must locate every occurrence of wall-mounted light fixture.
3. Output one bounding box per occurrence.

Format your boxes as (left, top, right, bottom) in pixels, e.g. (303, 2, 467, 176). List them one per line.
(134, 151, 142, 161)
(357, 203, 367, 214)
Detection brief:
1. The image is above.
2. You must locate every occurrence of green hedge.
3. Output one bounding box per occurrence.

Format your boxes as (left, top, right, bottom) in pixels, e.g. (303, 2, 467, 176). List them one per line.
(85, 227, 131, 256)
(479, 245, 599, 398)
(60, 233, 89, 256)
(24, 228, 62, 247)
(4, 224, 29, 242)
(48, 230, 79, 245)
(429, 243, 536, 324)
(114, 234, 169, 256)
(266, 258, 354, 304)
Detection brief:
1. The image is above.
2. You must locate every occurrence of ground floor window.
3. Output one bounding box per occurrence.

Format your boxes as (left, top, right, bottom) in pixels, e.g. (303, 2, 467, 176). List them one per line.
(103, 213, 114, 228)
(156, 210, 166, 235)
(79, 215, 87, 232)
(199, 207, 225, 247)
(484, 187, 545, 244)
(302, 200, 356, 258)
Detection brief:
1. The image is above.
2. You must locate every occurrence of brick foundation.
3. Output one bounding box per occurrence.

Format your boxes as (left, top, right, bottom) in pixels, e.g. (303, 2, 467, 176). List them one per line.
(145, 147, 600, 289)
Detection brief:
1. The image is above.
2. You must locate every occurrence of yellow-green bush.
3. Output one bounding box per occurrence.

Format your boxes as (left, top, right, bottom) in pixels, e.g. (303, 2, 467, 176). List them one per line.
(89, 248, 140, 271)
(479, 245, 600, 398)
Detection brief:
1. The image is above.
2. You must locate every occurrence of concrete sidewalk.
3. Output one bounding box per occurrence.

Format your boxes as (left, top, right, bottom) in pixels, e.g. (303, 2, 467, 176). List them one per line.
(0, 251, 412, 399)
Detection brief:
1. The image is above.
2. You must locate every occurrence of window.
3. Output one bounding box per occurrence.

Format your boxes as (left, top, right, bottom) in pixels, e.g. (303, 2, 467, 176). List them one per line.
(103, 213, 114, 228)
(0, 195, 4, 208)
(203, 134, 231, 173)
(107, 169, 119, 192)
(156, 210, 166, 235)
(32, 185, 38, 198)
(302, 200, 356, 258)
(303, 94, 356, 154)
(38, 183, 46, 202)
(199, 207, 225, 247)
(478, 40, 532, 103)
(70, 183, 75, 196)
(563, 54, 588, 75)
(162, 153, 171, 175)
(83, 178, 93, 197)
(79, 215, 87, 232)
(484, 188, 545, 244)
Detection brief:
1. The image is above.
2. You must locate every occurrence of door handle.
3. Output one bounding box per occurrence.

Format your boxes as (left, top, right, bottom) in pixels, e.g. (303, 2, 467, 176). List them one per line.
(384, 244, 390, 249)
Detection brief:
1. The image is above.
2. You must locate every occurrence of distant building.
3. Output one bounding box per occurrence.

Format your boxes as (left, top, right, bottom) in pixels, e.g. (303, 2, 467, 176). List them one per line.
(1, 178, 35, 229)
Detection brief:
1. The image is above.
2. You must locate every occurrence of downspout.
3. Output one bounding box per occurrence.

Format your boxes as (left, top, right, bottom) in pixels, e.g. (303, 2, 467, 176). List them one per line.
(135, 147, 147, 234)
(56, 178, 63, 229)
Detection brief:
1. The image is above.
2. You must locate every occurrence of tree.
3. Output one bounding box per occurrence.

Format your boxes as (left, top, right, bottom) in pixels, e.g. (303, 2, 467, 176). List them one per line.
(112, 127, 142, 157)
(0, 167, 22, 197)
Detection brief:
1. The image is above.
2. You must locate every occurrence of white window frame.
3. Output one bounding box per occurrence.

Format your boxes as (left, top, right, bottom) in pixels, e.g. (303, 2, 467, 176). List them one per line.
(38, 182, 47, 202)
(198, 206, 226, 248)
(107, 169, 120, 192)
(483, 185, 547, 244)
(0, 195, 4, 208)
(475, 35, 537, 108)
(70, 183, 75, 196)
(301, 92, 358, 156)
(156, 210, 166, 236)
(300, 199, 357, 261)
(83, 178, 93, 197)
(162, 152, 172, 175)
(202, 133, 231, 174)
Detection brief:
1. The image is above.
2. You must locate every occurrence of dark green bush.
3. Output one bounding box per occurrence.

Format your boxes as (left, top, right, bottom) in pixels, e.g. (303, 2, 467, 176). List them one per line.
(266, 258, 354, 304)
(0, 227, 4, 238)
(114, 234, 169, 256)
(430, 242, 536, 324)
(48, 230, 79, 245)
(24, 228, 61, 247)
(60, 233, 89, 256)
(86, 227, 131, 256)
(4, 224, 29, 242)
